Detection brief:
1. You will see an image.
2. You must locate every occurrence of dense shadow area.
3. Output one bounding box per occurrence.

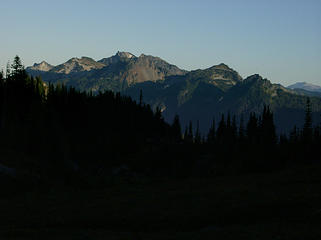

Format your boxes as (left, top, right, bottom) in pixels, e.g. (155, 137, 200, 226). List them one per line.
(0, 56, 320, 239)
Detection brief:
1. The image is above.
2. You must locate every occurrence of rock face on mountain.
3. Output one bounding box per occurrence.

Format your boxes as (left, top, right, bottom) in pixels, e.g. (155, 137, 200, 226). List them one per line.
(98, 51, 135, 66)
(27, 52, 321, 133)
(50, 57, 105, 74)
(28, 61, 54, 72)
(123, 54, 186, 85)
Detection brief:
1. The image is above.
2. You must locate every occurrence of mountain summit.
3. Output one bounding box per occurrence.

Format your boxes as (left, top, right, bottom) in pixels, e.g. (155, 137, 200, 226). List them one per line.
(115, 51, 135, 59)
(29, 61, 54, 72)
(98, 51, 136, 66)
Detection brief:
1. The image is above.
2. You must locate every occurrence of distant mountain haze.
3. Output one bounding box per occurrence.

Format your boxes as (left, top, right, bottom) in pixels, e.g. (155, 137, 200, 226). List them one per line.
(288, 82, 321, 93)
(27, 52, 321, 133)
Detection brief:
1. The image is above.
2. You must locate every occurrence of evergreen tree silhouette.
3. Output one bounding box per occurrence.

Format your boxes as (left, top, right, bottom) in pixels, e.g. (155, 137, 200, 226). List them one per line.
(5, 61, 11, 79)
(225, 112, 233, 145)
(246, 112, 258, 144)
(172, 114, 182, 142)
(11, 55, 24, 76)
(216, 114, 226, 144)
(155, 106, 163, 122)
(139, 89, 143, 106)
(239, 114, 245, 141)
(0, 71, 4, 130)
(290, 125, 298, 144)
(226, 112, 231, 130)
(184, 126, 189, 141)
(195, 120, 201, 144)
(184, 121, 194, 143)
(207, 117, 216, 143)
(231, 115, 237, 142)
(302, 97, 313, 142)
(260, 105, 277, 146)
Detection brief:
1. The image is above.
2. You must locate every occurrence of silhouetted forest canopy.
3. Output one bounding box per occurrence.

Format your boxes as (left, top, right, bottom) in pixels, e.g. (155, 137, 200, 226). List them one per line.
(0, 56, 320, 188)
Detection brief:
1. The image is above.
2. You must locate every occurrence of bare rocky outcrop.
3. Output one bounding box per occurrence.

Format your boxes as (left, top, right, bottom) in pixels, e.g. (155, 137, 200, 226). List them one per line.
(28, 61, 54, 72)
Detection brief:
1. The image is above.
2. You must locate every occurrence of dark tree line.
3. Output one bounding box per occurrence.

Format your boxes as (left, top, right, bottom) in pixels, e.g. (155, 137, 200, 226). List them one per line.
(0, 56, 320, 185)
(180, 100, 320, 173)
(0, 56, 179, 182)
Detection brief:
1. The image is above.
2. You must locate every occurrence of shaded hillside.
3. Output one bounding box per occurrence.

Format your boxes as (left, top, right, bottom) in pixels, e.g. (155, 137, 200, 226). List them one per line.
(125, 73, 321, 133)
(27, 53, 321, 133)
(289, 88, 321, 98)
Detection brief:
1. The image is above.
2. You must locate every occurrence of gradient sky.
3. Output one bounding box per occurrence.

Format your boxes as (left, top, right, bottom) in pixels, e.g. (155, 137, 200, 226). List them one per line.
(0, 0, 320, 86)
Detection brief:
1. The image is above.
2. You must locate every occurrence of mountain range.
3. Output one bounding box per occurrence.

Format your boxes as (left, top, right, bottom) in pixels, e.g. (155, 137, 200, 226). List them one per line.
(27, 52, 321, 133)
(27, 52, 186, 92)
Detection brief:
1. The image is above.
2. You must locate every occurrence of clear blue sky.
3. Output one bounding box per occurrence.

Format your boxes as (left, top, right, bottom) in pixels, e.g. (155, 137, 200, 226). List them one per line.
(1, 0, 320, 86)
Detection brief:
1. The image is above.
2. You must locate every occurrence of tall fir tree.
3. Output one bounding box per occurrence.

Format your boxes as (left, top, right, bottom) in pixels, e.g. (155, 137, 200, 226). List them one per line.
(207, 117, 216, 143)
(246, 112, 258, 144)
(195, 120, 201, 144)
(290, 125, 298, 143)
(184, 126, 189, 141)
(172, 114, 182, 142)
(5, 61, 11, 79)
(139, 89, 143, 106)
(184, 121, 194, 143)
(11, 55, 25, 79)
(239, 114, 245, 141)
(231, 115, 237, 141)
(260, 105, 277, 146)
(216, 114, 226, 144)
(302, 97, 313, 142)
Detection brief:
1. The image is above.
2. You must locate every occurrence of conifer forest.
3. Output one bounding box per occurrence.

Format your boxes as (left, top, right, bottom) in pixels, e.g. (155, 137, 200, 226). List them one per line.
(0, 56, 321, 239)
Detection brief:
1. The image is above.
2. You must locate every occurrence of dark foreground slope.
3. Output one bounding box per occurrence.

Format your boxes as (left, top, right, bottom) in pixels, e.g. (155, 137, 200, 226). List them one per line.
(1, 164, 321, 240)
(1, 56, 321, 240)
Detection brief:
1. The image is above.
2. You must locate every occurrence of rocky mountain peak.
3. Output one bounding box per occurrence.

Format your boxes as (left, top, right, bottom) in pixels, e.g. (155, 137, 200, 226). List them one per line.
(98, 51, 136, 66)
(49, 56, 105, 74)
(28, 61, 53, 72)
(66, 57, 79, 63)
(214, 63, 231, 70)
(200, 63, 243, 85)
(116, 51, 135, 59)
(244, 74, 263, 82)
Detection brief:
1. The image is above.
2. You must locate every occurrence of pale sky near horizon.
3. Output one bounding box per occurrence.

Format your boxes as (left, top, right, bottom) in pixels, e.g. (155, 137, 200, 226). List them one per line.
(0, 0, 320, 86)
